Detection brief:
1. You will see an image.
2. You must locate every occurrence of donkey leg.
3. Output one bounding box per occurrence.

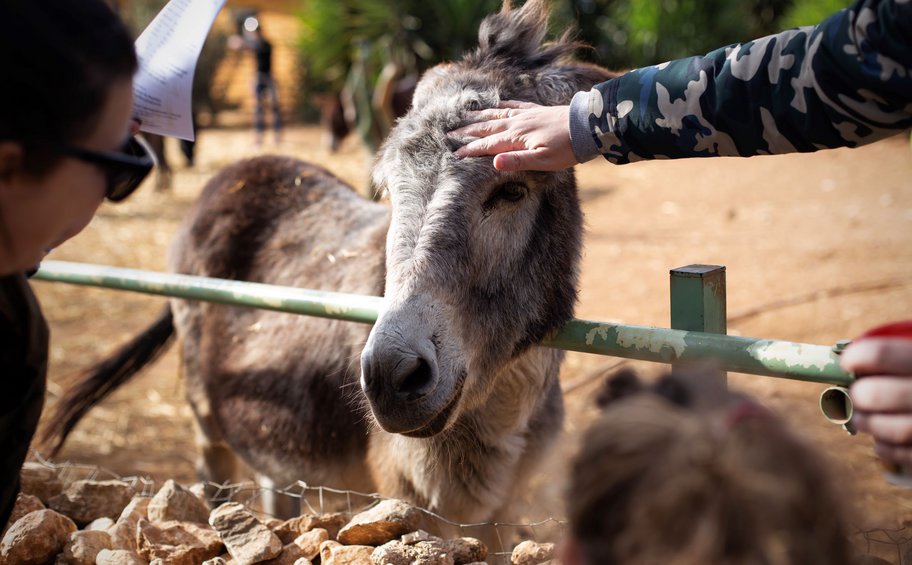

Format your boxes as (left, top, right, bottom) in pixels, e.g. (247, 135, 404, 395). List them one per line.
(191, 410, 239, 504)
(255, 473, 301, 519)
(195, 423, 237, 484)
(182, 350, 239, 504)
(476, 523, 516, 565)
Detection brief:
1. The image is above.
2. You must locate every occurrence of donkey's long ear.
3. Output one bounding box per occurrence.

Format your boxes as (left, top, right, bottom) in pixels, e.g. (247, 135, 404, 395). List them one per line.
(470, 0, 619, 106)
(475, 0, 550, 67)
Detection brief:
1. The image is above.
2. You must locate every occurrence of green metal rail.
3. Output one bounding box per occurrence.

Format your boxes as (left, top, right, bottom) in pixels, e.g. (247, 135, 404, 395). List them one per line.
(33, 260, 852, 387)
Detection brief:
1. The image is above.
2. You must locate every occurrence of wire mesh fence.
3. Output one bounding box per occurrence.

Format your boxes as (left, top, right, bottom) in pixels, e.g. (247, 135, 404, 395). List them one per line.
(26, 452, 912, 564)
(852, 527, 912, 565)
(28, 452, 567, 562)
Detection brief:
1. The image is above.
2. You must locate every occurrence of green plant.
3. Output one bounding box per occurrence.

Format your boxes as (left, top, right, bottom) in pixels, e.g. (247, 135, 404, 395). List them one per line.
(294, 0, 852, 148)
(779, 0, 851, 28)
(294, 0, 500, 148)
(562, 0, 794, 69)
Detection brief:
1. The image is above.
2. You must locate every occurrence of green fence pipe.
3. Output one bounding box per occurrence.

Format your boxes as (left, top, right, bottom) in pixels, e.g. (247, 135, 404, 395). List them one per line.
(549, 321, 850, 386)
(33, 260, 853, 387)
(34, 260, 383, 324)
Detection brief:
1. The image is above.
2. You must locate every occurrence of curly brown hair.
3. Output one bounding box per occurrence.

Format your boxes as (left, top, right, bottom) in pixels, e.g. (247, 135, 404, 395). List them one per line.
(566, 371, 852, 565)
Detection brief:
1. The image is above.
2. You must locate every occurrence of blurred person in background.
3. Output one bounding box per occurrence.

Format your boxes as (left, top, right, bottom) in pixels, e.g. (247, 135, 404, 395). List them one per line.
(229, 16, 282, 146)
(0, 0, 152, 530)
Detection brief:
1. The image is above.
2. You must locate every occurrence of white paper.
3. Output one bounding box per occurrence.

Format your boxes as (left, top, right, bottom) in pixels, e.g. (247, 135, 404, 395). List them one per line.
(133, 0, 226, 141)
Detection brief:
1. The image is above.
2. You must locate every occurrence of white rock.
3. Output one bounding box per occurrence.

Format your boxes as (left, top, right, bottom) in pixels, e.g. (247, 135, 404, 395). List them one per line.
(47, 480, 134, 526)
(61, 529, 113, 565)
(209, 502, 282, 565)
(337, 499, 424, 546)
(95, 548, 150, 565)
(109, 496, 151, 552)
(510, 541, 555, 565)
(136, 518, 224, 565)
(147, 480, 210, 524)
(0, 509, 77, 565)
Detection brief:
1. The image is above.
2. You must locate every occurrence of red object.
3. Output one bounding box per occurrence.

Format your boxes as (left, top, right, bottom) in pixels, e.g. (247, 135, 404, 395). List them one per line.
(856, 321, 912, 341)
(852, 321, 912, 481)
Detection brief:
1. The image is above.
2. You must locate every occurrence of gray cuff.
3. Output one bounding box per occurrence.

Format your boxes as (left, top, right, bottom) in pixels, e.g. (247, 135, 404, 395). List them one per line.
(569, 90, 600, 164)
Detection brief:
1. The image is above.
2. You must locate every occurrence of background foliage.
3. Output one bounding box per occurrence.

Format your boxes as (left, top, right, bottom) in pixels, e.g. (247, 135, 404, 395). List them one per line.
(116, 0, 854, 134)
(293, 0, 851, 136)
(564, 0, 853, 68)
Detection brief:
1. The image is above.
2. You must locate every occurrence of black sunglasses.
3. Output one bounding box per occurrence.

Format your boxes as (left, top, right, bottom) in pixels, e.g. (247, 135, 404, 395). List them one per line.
(55, 135, 155, 202)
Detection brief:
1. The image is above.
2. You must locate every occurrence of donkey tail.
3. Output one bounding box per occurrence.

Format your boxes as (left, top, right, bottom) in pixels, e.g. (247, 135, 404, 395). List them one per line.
(42, 305, 175, 456)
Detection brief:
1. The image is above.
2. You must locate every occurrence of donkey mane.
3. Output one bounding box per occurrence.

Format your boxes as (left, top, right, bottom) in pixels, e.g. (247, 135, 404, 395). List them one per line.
(407, 0, 612, 139)
(469, 0, 578, 71)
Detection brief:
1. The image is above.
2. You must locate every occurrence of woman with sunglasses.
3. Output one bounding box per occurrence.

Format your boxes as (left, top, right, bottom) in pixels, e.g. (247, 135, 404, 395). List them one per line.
(0, 0, 153, 530)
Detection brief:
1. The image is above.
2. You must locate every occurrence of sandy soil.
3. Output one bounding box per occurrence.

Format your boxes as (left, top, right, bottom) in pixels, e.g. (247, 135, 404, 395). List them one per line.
(31, 123, 912, 559)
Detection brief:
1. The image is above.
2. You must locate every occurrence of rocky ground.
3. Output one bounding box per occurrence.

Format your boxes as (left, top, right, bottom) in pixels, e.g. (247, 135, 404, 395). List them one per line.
(1, 463, 514, 564)
(27, 122, 912, 562)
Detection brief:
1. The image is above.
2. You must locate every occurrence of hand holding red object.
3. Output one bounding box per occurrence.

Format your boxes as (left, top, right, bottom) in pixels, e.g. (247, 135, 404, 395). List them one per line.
(844, 322, 912, 470)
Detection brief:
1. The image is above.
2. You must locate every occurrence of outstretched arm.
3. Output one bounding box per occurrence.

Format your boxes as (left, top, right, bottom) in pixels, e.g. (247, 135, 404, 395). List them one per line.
(454, 0, 911, 171)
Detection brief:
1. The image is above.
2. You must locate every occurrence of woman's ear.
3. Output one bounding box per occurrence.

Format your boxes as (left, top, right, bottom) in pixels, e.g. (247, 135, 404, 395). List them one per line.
(0, 142, 24, 184)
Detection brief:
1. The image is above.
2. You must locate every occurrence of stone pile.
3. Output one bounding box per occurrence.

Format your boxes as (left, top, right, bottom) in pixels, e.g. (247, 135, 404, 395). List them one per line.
(0, 464, 557, 565)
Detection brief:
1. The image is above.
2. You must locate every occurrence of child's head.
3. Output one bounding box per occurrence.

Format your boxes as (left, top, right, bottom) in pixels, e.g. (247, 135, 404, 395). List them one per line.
(563, 371, 852, 565)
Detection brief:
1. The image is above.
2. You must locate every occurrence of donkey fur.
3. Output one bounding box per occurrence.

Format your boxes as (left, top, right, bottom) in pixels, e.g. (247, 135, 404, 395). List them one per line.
(49, 0, 616, 527)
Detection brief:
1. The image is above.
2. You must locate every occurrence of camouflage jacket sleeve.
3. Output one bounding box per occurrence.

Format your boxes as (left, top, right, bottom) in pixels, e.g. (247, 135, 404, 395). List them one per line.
(568, 0, 912, 165)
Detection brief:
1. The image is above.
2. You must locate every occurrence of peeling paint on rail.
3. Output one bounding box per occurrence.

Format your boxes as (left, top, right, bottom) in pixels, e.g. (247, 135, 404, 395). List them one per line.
(747, 340, 834, 372)
(616, 326, 687, 357)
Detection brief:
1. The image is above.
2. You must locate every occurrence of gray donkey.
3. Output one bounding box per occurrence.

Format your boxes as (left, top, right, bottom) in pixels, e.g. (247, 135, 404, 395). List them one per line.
(48, 0, 615, 532)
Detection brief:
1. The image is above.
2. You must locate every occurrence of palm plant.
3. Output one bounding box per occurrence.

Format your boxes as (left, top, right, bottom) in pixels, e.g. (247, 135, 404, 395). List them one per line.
(296, 0, 500, 151)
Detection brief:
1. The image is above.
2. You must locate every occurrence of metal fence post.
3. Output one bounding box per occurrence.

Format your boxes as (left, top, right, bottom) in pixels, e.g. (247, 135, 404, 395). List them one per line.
(670, 264, 727, 386)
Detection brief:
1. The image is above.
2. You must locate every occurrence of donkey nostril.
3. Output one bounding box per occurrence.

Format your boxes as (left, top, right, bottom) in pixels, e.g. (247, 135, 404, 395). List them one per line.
(397, 357, 434, 400)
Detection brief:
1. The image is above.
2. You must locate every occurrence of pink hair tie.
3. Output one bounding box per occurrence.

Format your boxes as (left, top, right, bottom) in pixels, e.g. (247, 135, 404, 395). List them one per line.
(724, 401, 772, 429)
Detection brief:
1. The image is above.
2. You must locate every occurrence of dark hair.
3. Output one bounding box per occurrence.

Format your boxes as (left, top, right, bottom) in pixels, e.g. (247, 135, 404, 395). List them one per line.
(567, 371, 853, 565)
(0, 0, 138, 173)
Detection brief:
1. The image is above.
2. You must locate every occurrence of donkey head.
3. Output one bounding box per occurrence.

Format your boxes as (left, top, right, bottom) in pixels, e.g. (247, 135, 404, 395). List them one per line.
(360, 0, 613, 437)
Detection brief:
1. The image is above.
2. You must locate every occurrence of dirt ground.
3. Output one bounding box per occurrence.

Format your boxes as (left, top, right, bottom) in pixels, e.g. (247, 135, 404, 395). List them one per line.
(31, 121, 912, 559)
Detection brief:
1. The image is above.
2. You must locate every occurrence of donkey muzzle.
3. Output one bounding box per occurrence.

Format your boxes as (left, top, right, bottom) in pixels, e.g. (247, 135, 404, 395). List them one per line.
(360, 331, 456, 436)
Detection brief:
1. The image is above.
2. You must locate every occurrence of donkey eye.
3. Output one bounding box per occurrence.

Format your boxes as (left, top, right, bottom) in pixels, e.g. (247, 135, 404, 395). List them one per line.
(494, 182, 527, 202)
(482, 182, 529, 213)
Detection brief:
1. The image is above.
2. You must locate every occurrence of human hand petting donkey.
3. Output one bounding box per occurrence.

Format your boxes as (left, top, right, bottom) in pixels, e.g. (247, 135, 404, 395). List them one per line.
(452, 101, 577, 172)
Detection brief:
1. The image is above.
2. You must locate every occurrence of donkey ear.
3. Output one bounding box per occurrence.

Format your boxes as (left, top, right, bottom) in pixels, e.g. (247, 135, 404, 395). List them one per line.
(534, 62, 618, 106)
(476, 0, 549, 64)
(471, 0, 620, 106)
